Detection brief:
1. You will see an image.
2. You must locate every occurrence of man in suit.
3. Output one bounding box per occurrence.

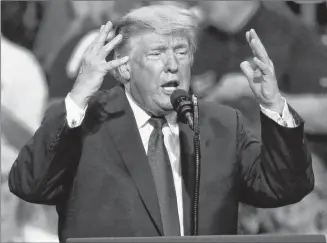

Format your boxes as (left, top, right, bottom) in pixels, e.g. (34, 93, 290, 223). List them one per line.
(8, 5, 314, 242)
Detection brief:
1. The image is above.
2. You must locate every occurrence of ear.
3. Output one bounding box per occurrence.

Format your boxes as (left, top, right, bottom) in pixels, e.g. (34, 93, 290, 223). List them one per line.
(115, 53, 131, 81)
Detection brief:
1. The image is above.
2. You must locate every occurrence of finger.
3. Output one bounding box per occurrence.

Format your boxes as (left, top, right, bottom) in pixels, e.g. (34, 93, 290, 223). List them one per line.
(249, 29, 269, 58)
(240, 61, 254, 82)
(103, 30, 116, 47)
(245, 57, 258, 70)
(246, 29, 267, 63)
(249, 38, 269, 64)
(245, 31, 254, 54)
(94, 21, 113, 46)
(253, 57, 269, 75)
(105, 56, 129, 71)
(106, 30, 115, 42)
(94, 25, 105, 42)
(246, 31, 260, 59)
(245, 31, 251, 44)
(249, 29, 267, 52)
(102, 34, 123, 56)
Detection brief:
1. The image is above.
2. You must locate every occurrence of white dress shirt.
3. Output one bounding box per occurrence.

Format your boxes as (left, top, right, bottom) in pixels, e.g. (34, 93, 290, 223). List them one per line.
(64, 91, 297, 236)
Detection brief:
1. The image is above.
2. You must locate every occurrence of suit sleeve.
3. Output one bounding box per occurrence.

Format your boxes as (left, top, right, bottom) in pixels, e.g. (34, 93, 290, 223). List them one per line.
(8, 100, 83, 205)
(237, 106, 314, 207)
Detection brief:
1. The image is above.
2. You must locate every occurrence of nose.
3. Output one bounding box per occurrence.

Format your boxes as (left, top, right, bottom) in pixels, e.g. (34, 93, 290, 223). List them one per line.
(164, 50, 178, 73)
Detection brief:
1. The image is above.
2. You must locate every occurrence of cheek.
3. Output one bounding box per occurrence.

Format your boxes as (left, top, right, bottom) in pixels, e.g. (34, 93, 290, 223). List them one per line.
(134, 57, 164, 79)
(179, 60, 192, 79)
(131, 62, 163, 94)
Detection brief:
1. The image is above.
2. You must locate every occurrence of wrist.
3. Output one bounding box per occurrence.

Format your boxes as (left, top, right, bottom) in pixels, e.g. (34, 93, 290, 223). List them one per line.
(260, 94, 285, 114)
(70, 84, 95, 109)
(69, 91, 90, 109)
(70, 75, 102, 109)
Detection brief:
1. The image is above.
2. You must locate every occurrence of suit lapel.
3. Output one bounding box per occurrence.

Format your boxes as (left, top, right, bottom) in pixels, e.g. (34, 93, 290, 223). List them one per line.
(99, 85, 163, 235)
(179, 122, 194, 236)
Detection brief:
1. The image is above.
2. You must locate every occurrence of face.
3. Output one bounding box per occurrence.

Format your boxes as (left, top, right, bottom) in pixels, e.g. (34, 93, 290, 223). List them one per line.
(125, 31, 193, 116)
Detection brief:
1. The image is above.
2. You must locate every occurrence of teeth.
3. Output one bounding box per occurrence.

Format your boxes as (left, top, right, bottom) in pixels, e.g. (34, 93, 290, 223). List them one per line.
(163, 87, 177, 91)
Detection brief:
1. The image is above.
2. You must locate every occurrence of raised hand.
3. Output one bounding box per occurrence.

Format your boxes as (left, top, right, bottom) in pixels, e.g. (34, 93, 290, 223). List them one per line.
(70, 21, 129, 108)
(240, 29, 284, 114)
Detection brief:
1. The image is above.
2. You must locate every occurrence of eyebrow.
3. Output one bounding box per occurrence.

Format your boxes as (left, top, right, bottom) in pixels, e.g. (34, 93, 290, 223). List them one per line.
(149, 43, 189, 51)
(149, 44, 167, 51)
(173, 43, 189, 49)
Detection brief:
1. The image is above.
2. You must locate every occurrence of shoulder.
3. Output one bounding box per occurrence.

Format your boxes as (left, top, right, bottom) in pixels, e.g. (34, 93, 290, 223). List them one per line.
(199, 101, 239, 129)
(200, 100, 235, 116)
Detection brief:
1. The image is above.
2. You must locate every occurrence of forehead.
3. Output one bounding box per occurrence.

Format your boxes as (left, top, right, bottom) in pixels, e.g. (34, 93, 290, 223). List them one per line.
(132, 31, 190, 51)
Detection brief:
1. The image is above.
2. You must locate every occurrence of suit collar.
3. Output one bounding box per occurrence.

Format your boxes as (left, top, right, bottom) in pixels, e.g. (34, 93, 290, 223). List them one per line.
(125, 90, 150, 129)
(124, 88, 179, 134)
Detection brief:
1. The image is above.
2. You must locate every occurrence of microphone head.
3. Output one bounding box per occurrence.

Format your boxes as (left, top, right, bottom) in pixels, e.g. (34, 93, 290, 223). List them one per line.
(170, 89, 191, 109)
(170, 89, 193, 125)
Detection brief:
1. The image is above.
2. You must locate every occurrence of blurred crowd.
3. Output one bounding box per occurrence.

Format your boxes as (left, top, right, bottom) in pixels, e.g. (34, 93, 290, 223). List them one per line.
(1, 1, 327, 242)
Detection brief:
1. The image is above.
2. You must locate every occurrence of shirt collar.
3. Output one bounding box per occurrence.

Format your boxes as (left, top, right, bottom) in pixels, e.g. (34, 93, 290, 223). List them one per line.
(125, 90, 178, 134)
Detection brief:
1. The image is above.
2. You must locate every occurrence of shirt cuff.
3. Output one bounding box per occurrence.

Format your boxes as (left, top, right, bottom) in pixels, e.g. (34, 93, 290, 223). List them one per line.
(65, 93, 88, 128)
(260, 97, 297, 128)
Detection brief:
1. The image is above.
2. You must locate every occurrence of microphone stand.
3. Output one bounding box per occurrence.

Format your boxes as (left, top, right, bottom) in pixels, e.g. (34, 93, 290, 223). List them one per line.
(191, 94, 201, 236)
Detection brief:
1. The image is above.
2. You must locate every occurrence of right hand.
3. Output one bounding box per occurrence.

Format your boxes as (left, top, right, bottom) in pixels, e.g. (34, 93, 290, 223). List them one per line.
(70, 21, 129, 108)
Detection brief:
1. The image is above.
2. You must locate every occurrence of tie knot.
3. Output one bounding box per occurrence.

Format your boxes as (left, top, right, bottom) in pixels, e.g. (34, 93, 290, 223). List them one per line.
(149, 116, 167, 129)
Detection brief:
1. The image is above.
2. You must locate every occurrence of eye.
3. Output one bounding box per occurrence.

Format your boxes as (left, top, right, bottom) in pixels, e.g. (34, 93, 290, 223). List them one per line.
(175, 49, 188, 56)
(149, 51, 161, 56)
(147, 51, 162, 59)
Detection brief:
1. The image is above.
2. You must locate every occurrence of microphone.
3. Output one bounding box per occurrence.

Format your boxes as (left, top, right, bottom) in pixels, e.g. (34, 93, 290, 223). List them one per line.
(170, 89, 194, 130)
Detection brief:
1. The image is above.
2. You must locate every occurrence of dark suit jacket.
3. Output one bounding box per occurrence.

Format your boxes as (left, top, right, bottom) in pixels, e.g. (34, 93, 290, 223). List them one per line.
(9, 85, 314, 242)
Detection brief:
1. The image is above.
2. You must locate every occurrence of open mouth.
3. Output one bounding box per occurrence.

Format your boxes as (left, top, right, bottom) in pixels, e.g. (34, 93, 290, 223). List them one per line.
(161, 81, 179, 93)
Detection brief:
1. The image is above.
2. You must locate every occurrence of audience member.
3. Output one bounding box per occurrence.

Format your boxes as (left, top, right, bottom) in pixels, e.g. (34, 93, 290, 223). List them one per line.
(1, 1, 46, 50)
(1, 36, 57, 241)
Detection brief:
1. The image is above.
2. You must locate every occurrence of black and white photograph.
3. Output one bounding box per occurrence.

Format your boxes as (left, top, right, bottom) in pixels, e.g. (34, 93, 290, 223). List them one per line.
(1, 1, 327, 242)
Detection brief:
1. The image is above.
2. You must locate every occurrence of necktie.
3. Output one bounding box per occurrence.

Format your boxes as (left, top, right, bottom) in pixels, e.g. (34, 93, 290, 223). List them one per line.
(148, 117, 180, 236)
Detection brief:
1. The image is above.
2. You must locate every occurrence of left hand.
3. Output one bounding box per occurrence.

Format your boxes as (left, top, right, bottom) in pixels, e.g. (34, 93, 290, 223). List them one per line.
(240, 29, 284, 113)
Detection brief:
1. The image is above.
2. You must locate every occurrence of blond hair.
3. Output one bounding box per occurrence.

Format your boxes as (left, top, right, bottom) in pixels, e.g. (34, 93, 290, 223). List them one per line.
(114, 4, 198, 54)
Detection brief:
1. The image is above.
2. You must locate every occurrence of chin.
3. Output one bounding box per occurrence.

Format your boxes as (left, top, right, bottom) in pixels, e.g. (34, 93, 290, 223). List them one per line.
(153, 104, 174, 116)
(161, 102, 174, 111)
